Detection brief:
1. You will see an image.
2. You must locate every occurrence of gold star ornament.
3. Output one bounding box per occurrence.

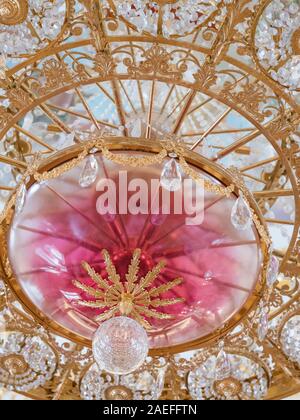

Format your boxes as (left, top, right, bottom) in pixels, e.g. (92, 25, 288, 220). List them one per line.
(73, 249, 185, 329)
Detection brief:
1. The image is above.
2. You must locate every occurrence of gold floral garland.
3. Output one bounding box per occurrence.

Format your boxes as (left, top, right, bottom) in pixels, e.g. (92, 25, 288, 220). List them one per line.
(0, 135, 268, 255)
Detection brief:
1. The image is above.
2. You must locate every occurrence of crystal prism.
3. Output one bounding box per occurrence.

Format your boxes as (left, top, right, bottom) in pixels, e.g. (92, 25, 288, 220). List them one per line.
(79, 155, 98, 188)
(258, 311, 269, 342)
(267, 255, 279, 287)
(231, 195, 252, 231)
(160, 158, 182, 192)
(15, 184, 27, 215)
(215, 349, 231, 380)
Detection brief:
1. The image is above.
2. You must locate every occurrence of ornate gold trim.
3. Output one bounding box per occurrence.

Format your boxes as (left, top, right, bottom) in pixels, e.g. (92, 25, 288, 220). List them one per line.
(1, 139, 270, 356)
(0, 0, 28, 25)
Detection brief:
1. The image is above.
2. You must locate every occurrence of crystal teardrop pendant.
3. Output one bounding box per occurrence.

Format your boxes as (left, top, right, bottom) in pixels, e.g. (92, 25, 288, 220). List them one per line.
(231, 194, 252, 231)
(160, 158, 182, 192)
(215, 347, 231, 380)
(15, 184, 27, 215)
(267, 255, 279, 287)
(258, 311, 269, 342)
(92, 316, 149, 375)
(79, 154, 98, 188)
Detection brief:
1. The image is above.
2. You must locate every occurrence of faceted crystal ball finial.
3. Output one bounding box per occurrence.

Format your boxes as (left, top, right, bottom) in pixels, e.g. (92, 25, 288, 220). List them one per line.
(92, 316, 149, 375)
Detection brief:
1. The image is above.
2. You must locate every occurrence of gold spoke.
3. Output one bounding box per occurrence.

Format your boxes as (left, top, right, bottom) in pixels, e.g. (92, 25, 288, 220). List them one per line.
(242, 173, 268, 185)
(119, 80, 138, 114)
(190, 107, 232, 150)
(240, 156, 279, 172)
(172, 90, 197, 135)
(265, 218, 295, 226)
(146, 80, 156, 139)
(14, 124, 56, 152)
(186, 97, 214, 117)
(75, 87, 101, 131)
(167, 90, 191, 119)
(182, 128, 255, 137)
(254, 189, 294, 198)
(0, 155, 27, 169)
(111, 80, 128, 136)
(214, 128, 262, 160)
(47, 103, 118, 129)
(126, 26, 146, 113)
(38, 104, 74, 134)
(160, 84, 176, 115)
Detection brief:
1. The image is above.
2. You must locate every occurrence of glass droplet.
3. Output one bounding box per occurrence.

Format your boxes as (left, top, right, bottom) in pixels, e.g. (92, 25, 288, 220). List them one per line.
(79, 155, 98, 188)
(258, 311, 269, 342)
(15, 184, 27, 215)
(92, 316, 149, 375)
(204, 271, 213, 281)
(215, 348, 231, 380)
(267, 255, 279, 287)
(160, 158, 182, 192)
(231, 195, 252, 231)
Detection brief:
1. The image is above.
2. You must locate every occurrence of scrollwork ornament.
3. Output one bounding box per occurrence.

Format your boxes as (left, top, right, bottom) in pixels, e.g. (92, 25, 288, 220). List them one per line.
(124, 44, 187, 81)
(0, 0, 28, 26)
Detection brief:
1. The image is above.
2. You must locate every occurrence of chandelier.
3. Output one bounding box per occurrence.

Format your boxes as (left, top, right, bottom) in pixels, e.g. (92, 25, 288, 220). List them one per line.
(0, 0, 300, 401)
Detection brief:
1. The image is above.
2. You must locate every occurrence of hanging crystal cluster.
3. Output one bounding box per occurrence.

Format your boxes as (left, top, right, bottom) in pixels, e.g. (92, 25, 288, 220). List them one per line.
(80, 360, 166, 400)
(281, 315, 300, 367)
(188, 348, 271, 400)
(0, 333, 57, 392)
(0, 0, 66, 56)
(107, 0, 224, 38)
(255, 0, 300, 90)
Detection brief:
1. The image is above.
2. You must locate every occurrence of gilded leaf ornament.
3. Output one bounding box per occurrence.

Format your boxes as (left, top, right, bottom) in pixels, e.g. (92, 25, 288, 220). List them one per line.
(73, 249, 184, 329)
(93, 51, 116, 77)
(0, 106, 11, 130)
(124, 44, 187, 81)
(37, 59, 74, 95)
(193, 63, 217, 90)
(6, 87, 32, 111)
(222, 82, 271, 122)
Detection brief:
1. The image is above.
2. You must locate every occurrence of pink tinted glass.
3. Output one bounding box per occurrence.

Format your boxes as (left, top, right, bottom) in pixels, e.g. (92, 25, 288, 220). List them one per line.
(8, 155, 262, 349)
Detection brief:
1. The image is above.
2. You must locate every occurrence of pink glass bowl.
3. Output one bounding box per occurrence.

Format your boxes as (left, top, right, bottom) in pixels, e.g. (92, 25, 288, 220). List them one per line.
(8, 154, 262, 349)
